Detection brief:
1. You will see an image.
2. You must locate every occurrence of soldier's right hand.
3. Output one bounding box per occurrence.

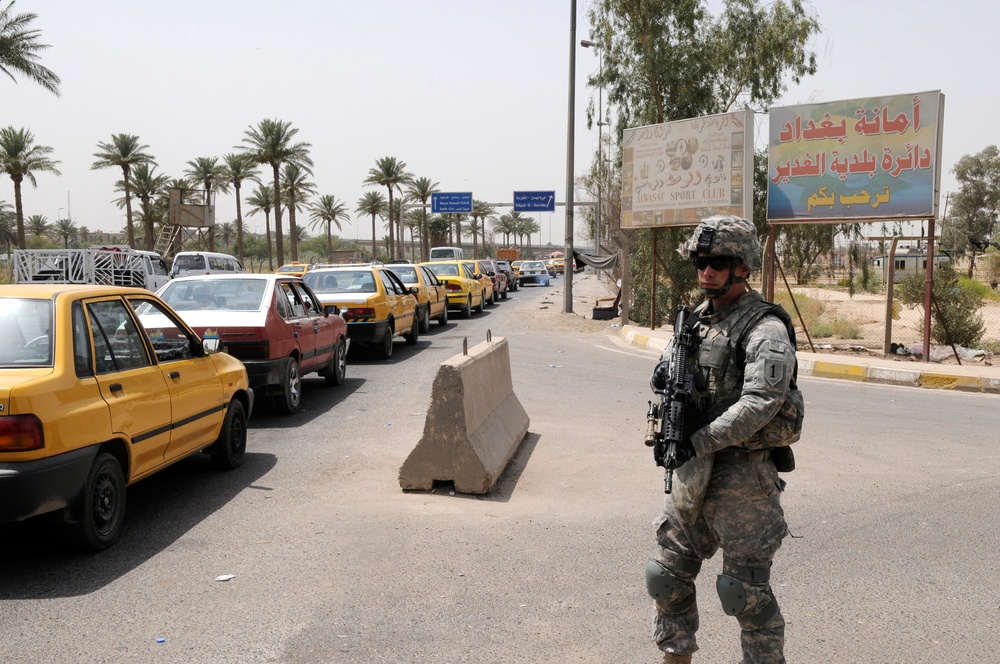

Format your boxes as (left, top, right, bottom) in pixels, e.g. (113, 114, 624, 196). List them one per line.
(650, 361, 670, 392)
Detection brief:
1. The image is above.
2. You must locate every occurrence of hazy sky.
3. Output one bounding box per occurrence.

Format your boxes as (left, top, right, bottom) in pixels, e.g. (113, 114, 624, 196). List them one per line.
(4, 1, 992, 247)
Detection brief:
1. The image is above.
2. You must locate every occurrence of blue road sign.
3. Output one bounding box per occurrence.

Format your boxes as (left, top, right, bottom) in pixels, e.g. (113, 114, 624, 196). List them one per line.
(513, 191, 556, 212)
(432, 192, 473, 214)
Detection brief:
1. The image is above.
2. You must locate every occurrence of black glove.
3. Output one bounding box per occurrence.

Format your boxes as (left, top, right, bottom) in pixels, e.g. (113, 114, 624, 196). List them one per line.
(674, 436, 696, 468)
(650, 361, 670, 392)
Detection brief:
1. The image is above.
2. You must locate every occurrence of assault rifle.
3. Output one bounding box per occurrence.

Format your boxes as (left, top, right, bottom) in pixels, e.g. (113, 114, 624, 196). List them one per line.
(644, 305, 697, 494)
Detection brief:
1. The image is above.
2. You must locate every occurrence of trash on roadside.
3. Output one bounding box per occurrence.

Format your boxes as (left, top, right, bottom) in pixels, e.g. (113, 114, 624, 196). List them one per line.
(214, 574, 236, 582)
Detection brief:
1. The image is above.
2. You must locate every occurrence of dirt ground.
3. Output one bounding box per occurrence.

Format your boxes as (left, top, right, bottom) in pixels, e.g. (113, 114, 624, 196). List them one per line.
(783, 286, 1000, 365)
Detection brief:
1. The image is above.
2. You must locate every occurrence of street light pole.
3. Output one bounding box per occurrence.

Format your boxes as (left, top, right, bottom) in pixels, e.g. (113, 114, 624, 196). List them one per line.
(581, 38, 603, 255)
(563, 0, 578, 313)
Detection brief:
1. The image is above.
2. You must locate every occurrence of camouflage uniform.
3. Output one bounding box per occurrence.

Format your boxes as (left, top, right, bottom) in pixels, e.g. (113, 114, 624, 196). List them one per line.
(649, 217, 797, 664)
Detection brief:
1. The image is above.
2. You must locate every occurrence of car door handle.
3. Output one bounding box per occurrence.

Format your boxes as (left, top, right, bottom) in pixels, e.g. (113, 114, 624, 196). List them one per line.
(168, 371, 180, 380)
(110, 383, 123, 393)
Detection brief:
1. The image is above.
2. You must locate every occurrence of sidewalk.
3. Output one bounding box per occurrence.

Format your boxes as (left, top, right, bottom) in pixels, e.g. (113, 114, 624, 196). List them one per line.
(569, 270, 1000, 395)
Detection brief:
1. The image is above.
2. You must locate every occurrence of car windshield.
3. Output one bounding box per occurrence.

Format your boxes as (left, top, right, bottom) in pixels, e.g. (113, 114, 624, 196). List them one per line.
(303, 270, 376, 293)
(425, 263, 459, 277)
(0, 297, 54, 367)
(159, 278, 267, 311)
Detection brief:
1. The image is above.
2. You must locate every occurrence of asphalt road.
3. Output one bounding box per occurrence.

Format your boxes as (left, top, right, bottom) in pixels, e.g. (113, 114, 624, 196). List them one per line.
(1, 276, 997, 663)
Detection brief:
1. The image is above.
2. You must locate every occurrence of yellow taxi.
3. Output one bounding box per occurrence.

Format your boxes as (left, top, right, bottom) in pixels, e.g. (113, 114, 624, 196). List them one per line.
(460, 259, 495, 306)
(275, 261, 313, 277)
(511, 260, 524, 278)
(546, 258, 565, 275)
(303, 264, 418, 359)
(0, 284, 253, 551)
(420, 260, 485, 318)
(385, 262, 449, 331)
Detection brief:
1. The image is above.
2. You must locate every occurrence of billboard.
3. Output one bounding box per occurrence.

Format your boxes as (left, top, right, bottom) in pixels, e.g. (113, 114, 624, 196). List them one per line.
(620, 109, 753, 229)
(767, 91, 944, 222)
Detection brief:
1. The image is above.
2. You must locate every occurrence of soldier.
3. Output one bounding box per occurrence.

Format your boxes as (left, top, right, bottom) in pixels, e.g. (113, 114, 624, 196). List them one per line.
(645, 216, 803, 664)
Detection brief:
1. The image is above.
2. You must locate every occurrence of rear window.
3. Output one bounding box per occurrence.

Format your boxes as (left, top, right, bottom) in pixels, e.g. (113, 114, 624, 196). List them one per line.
(425, 263, 459, 277)
(303, 270, 376, 293)
(173, 254, 206, 272)
(159, 278, 267, 311)
(388, 266, 417, 283)
(0, 297, 53, 367)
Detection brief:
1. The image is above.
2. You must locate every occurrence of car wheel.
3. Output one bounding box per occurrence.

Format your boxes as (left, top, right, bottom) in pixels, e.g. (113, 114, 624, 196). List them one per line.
(461, 296, 472, 319)
(210, 399, 247, 469)
(405, 314, 419, 345)
(275, 357, 302, 414)
(68, 452, 126, 552)
(475, 294, 484, 313)
(437, 302, 449, 326)
(418, 304, 431, 333)
(500, 287, 508, 300)
(488, 290, 496, 306)
(376, 325, 394, 359)
(324, 338, 347, 386)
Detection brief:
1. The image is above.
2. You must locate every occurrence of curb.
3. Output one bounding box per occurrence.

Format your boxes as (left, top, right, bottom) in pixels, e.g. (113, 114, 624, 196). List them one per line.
(619, 325, 1000, 395)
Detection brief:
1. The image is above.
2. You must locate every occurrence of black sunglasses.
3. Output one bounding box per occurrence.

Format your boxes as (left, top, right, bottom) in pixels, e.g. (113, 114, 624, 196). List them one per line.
(691, 255, 736, 271)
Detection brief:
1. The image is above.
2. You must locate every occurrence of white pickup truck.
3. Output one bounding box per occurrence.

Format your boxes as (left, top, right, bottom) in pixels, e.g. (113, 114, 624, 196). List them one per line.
(13, 246, 171, 291)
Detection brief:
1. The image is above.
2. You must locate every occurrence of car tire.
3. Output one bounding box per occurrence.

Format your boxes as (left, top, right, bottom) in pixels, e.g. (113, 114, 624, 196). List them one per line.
(488, 290, 496, 306)
(68, 452, 126, 552)
(376, 325, 394, 359)
(418, 304, 431, 333)
(437, 302, 449, 326)
(275, 357, 302, 414)
(461, 296, 472, 319)
(405, 314, 419, 345)
(518, 279, 525, 287)
(475, 294, 484, 313)
(500, 287, 508, 300)
(210, 399, 247, 469)
(324, 338, 347, 386)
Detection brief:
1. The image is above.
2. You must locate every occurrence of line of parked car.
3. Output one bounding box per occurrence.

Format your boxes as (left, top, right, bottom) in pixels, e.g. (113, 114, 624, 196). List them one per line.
(0, 253, 547, 551)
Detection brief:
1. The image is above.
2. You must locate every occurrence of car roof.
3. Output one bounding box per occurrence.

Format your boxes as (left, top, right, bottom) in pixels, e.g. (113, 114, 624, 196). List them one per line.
(165, 274, 291, 283)
(0, 283, 151, 298)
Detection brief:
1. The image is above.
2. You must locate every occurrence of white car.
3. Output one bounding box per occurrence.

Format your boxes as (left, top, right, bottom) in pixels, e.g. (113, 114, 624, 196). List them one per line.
(517, 261, 551, 287)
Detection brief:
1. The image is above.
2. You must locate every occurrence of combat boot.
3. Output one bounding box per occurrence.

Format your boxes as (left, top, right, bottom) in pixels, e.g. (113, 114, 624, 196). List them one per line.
(663, 652, 692, 664)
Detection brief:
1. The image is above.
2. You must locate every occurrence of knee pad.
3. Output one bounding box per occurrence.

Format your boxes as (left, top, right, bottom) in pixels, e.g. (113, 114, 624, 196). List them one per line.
(645, 559, 697, 613)
(716, 574, 747, 616)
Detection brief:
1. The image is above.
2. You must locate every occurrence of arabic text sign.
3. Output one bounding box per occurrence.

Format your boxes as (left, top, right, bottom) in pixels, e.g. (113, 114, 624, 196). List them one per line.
(513, 191, 555, 212)
(767, 91, 944, 222)
(431, 192, 473, 214)
(620, 109, 753, 229)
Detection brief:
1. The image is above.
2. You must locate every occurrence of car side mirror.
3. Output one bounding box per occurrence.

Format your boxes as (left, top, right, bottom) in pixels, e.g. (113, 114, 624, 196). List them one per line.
(202, 337, 222, 354)
(409, 286, 420, 295)
(486, 271, 495, 276)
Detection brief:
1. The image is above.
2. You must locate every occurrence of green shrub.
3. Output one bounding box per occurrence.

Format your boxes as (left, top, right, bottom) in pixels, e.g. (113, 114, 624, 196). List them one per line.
(832, 319, 862, 339)
(898, 264, 985, 347)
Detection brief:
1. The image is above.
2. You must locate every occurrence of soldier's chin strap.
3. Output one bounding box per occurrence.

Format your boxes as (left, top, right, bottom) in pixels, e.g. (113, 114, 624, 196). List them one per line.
(700, 260, 747, 298)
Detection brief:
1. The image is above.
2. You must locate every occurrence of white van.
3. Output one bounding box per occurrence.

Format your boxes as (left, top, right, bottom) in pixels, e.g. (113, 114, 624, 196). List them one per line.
(171, 251, 245, 277)
(428, 246, 464, 261)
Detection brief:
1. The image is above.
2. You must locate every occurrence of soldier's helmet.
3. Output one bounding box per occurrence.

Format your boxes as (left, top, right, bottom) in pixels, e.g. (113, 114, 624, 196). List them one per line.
(679, 215, 761, 271)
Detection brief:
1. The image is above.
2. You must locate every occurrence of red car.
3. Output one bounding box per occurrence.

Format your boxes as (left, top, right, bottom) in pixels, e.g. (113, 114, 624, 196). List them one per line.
(476, 259, 508, 302)
(154, 274, 348, 413)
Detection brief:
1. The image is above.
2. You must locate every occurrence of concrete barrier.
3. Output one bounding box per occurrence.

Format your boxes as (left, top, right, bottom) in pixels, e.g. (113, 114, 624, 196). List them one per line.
(399, 336, 529, 494)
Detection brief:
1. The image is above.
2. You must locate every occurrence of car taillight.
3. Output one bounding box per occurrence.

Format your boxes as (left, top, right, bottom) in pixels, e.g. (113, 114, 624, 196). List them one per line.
(345, 307, 375, 319)
(0, 414, 45, 452)
(445, 283, 462, 293)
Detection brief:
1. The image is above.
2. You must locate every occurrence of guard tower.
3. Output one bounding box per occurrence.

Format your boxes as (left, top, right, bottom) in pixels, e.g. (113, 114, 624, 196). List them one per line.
(155, 188, 216, 259)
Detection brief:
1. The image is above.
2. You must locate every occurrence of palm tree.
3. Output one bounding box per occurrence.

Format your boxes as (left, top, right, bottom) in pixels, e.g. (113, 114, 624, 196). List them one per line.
(239, 118, 313, 266)
(213, 222, 234, 248)
(356, 190, 387, 260)
(91, 134, 154, 249)
(405, 176, 439, 261)
(427, 215, 450, 248)
(223, 152, 258, 263)
(494, 211, 523, 247)
(117, 162, 168, 250)
(468, 200, 497, 259)
(0, 126, 60, 249)
(363, 156, 412, 259)
(402, 208, 422, 261)
(185, 156, 230, 252)
(53, 217, 76, 248)
(0, 199, 15, 254)
(25, 213, 48, 239)
(246, 183, 275, 270)
(516, 216, 539, 250)
(280, 162, 316, 261)
(0, 1, 60, 95)
(309, 194, 350, 263)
